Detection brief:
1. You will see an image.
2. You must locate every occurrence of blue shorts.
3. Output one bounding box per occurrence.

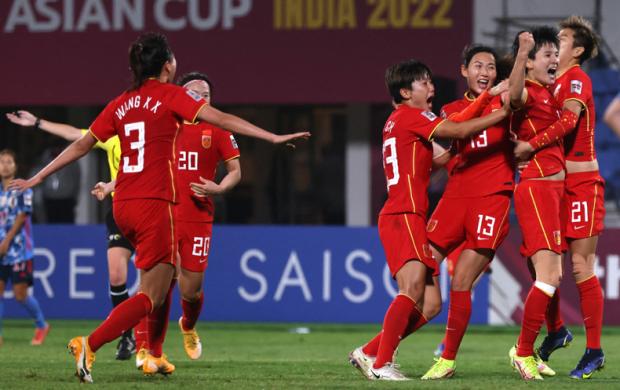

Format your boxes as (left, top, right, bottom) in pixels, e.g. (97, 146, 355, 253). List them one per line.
(0, 259, 34, 286)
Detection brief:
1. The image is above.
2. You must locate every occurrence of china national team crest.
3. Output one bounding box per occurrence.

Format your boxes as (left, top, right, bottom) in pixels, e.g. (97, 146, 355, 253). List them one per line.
(553, 230, 562, 246)
(201, 129, 212, 149)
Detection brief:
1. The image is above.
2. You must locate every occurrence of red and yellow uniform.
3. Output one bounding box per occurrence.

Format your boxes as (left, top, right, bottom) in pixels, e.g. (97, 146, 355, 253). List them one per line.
(379, 105, 444, 277)
(511, 80, 565, 257)
(428, 94, 514, 256)
(90, 79, 207, 270)
(553, 65, 605, 239)
(175, 122, 240, 272)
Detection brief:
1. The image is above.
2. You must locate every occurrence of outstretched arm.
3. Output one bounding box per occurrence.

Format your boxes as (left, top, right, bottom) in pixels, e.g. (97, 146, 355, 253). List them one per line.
(9, 132, 96, 191)
(6, 110, 83, 141)
(434, 108, 508, 139)
(196, 105, 310, 146)
(604, 96, 620, 138)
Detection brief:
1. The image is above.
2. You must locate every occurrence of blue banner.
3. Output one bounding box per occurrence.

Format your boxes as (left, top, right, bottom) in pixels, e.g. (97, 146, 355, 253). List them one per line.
(3, 225, 488, 324)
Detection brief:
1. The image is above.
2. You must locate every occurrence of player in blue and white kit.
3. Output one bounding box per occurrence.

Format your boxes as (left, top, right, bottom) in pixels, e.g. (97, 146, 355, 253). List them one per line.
(0, 149, 49, 346)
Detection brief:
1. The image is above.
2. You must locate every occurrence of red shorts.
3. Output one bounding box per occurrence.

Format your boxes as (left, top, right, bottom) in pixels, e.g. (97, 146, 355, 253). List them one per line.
(427, 192, 511, 254)
(177, 221, 213, 273)
(378, 213, 437, 277)
(564, 171, 605, 239)
(514, 180, 564, 257)
(113, 199, 177, 271)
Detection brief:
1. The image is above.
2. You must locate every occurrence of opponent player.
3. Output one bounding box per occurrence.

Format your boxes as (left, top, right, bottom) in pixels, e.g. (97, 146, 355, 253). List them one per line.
(348, 59, 509, 380)
(514, 16, 605, 378)
(507, 28, 566, 380)
(0, 149, 49, 346)
(10, 32, 309, 383)
(420, 45, 516, 379)
(5, 111, 136, 360)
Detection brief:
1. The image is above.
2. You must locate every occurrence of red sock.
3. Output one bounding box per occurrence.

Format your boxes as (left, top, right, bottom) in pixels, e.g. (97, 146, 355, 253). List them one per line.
(134, 317, 148, 351)
(181, 292, 204, 331)
(403, 311, 428, 339)
(373, 295, 420, 369)
(441, 290, 471, 360)
(88, 293, 152, 352)
(362, 332, 382, 357)
(546, 288, 564, 333)
(148, 279, 176, 357)
(577, 276, 603, 349)
(517, 286, 551, 357)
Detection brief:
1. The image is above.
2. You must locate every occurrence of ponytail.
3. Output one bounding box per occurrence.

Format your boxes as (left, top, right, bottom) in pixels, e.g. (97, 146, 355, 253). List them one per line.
(128, 33, 173, 90)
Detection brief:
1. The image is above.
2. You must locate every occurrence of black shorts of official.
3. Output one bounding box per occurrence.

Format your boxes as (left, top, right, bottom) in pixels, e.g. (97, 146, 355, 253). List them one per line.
(0, 259, 34, 286)
(105, 208, 135, 252)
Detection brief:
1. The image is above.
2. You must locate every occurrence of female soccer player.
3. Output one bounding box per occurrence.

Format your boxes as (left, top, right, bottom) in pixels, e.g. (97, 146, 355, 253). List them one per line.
(10, 32, 309, 383)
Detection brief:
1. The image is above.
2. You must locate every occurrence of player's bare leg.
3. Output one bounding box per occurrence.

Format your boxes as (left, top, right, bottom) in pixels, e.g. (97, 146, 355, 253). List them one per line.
(107, 247, 135, 360)
(178, 268, 204, 359)
(569, 236, 605, 378)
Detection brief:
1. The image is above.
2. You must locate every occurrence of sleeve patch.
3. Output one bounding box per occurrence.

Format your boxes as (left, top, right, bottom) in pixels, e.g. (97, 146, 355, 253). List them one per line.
(421, 111, 437, 121)
(570, 80, 583, 94)
(23, 191, 33, 207)
(186, 89, 204, 102)
(230, 134, 239, 149)
(440, 110, 447, 119)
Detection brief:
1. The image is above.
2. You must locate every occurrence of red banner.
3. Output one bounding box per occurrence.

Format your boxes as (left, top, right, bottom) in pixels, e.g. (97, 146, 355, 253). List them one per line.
(492, 228, 620, 326)
(2, 0, 472, 105)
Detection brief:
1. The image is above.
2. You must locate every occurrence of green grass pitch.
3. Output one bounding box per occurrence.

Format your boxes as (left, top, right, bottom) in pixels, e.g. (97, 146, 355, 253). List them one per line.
(0, 320, 619, 388)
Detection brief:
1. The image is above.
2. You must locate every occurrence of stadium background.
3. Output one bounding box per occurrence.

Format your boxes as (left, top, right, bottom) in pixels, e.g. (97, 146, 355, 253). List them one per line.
(1, 0, 620, 327)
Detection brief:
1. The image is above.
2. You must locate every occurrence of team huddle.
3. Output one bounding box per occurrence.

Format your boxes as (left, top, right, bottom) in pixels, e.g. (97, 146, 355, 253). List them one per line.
(349, 15, 605, 381)
(0, 13, 607, 385)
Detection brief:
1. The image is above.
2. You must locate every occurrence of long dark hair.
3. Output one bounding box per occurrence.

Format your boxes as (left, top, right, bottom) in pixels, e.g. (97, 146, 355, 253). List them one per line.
(128, 32, 173, 90)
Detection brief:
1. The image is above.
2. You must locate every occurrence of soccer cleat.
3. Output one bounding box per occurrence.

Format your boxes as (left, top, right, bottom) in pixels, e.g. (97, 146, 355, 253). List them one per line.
(434, 342, 445, 358)
(512, 354, 543, 380)
(67, 336, 95, 383)
(136, 348, 148, 369)
(31, 323, 51, 346)
(179, 317, 202, 360)
(421, 357, 456, 380)
(142, 352, 175, 376)
(115, 333, 136, 360)
(509, 345, 555, 376)
(569, 348, 605, 379)
(369, 363, 410, 381)
(348, 347, 375, 380)
(536, 326, 573, 361)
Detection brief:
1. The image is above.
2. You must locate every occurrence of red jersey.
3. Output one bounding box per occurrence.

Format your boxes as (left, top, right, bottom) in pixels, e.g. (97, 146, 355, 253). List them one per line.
(441, 94, 514, 197)
(90, 79, 207, 202)
(552, 65, 596, 162)
(175, 122, 240, 222)
(379, 105, 444, 217)
(510, 80, 565, 179)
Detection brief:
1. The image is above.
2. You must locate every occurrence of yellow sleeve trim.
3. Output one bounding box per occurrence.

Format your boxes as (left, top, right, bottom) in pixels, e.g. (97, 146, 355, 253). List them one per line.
(564, 97, 587, 111)
(428, 119, 446, 141)
(224, 155, 241, 162)
(191, 102, 209, 124)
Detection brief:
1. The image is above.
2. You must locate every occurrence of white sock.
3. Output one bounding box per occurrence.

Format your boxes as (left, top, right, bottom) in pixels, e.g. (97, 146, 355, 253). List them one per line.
(534, 280, 556, 296)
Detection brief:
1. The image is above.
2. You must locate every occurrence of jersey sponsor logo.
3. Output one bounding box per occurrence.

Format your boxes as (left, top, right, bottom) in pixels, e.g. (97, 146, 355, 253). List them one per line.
(186, 89, 203, 102)
(426, 219, 438, 232)
(570, 80, 583, 94)
(230, 135, 239, 149)
(201, 129, 212, 149)
(421, 111, 437, 121)
(553, 230, 562, 245)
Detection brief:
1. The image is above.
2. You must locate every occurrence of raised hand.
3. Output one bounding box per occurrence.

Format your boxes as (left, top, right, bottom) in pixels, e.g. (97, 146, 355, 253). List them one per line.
(6, 110, 37, 127)
(518, 31, 535, 56)
(490, 79, 509, 97)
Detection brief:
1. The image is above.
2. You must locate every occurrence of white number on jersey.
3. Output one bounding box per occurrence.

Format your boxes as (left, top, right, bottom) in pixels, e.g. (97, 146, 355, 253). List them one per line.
(571, 201, 589, 223)
(178, 151, 199, 171)
(383, 137, 400, 189)
(476, 214, 496, 237)
(123, 121, 145, 173)
(192, 236, 211, 257)
(470, 130, 488, 148)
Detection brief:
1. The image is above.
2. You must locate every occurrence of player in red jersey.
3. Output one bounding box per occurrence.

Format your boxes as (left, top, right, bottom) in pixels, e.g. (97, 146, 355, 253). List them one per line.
(420, 45, 516, 379)
(348, 59, 508, 381)
(514, 16, 605, 378)
(506, 28, 567, 380)
(10, 32, 309, 383)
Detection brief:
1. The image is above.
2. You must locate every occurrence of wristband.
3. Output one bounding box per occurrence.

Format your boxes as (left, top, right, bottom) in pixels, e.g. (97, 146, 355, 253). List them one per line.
(34, 117, 41, 128)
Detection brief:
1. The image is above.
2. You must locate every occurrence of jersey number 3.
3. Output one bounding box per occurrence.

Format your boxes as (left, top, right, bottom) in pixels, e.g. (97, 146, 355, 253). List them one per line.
(123, 121, 145, 173)
(383, 137, 400, 189)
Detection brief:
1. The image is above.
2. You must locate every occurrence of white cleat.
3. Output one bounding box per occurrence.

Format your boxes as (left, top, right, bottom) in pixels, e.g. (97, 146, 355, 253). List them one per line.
(369, 363, 410, 381)
(348, 347, 375, 379)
